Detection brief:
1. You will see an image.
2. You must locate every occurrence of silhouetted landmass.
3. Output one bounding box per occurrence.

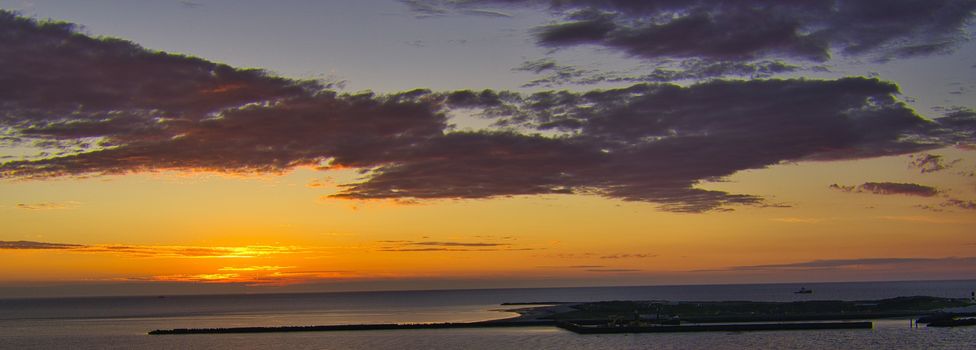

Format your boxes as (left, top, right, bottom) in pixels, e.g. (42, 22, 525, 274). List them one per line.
(927, 318, 976, 327)
(149, 296, 974, 335)
(557, 321, 874, 334)
(544, 296, 973, 323)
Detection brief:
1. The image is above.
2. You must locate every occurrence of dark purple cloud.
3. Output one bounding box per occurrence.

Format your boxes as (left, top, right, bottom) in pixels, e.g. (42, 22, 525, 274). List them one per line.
(933, 108, 976, 145)
(1, 92, 447, 177)
(860, 182, 940, 196)
(1, 11, 972, 212)
(0, 11, 314, 123)
(332, 131, 603, 201)
(536, 5, 828, 61)
(419, 0, 976, 63)
(830, 182, 940, 197)
(392, 78, 937, 211)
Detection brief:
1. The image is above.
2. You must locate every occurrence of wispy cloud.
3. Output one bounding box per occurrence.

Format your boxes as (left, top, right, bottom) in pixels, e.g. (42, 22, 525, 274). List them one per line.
(217, 265, 295, 272)
(409, 241, 511, 247)
(721, 257, 976, 271)
(402, 0, 512, 18)
(376, 239, 536, 252)
(599, 253, 656, 259)
(0, 240, 296, 258)
(537, 265, 606, 269)
(147, 273, 241, 283)
(145, 269, 353, 286)
(516, 58, 800, 87)
(0, 240, 84, 249)
(909, 153, 961, 173)
(585, 268, 642, 273)
(461, 9, 512, 18)
(15, 201, 80, 210)
(942, 198, 976, 210)
(829, 182, 940, 197)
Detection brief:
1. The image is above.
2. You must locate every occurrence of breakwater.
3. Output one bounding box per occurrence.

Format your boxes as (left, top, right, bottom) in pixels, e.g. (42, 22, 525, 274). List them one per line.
(149, 320, 554, 335)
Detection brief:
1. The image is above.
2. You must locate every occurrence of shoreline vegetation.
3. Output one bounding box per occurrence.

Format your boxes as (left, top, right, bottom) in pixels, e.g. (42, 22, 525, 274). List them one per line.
(149, 296, 976, 335)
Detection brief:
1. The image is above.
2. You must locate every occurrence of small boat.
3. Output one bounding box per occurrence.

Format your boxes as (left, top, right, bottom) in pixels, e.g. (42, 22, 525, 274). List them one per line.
(794, 288, 813, 294)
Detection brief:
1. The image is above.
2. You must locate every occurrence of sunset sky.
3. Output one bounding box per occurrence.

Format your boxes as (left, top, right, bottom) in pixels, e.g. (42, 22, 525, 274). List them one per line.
(1, 0, 975, 298)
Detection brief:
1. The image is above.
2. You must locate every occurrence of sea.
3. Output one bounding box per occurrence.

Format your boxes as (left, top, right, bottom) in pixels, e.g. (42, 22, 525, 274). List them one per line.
(1, 280, 974, 349)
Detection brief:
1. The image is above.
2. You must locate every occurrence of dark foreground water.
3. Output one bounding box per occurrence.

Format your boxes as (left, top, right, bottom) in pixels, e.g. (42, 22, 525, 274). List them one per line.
(1, 280, 974, 349)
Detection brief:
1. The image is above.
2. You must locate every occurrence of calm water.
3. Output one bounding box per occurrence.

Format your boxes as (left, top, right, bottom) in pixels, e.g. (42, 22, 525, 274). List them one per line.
(1, 280, 974, 349)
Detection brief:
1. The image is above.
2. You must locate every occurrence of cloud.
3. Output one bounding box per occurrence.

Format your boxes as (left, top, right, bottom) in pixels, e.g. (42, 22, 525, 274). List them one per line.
(401, 0, 512, 18)
(516, 58, 800, 87)
(378, 240, 511, 247)
(148, 273, 242, 283)
(145, 269, 353, 286)
(332, 131, 601, 201)
(829, 182, 940, 197)
(401, 0, 451, 17)
(909, 153, 961, 173)
(933, 107, 976, 145)
(636, 59, 800, 82)
(725, 257, 976, 271)
(178, 1, 203, 8)
(942, 198, 976, 210)
(1, 90, 447, 177)
(15, 201, 80, 210)
(1, 11, 972, 213)
(375, 239, 535, 252)
(859, 182, 940, 196)
(428, 0, 976, 63)
(377, 247, 535, 252)
(0, 240, 84, 249)
(79, 245, 295, 258)
(339, 78, 941, 212)
(217, 266, 295, 272)
(537, 265, 607, 269)
(409, 241, 511, 247)
(599, 253, 656, 259)
(0, 11, 314, 127)
(0, 240, 295, 258)
(828, 184, 857, 193)
(461, 9, 512, 18)
(585, 268, 642, 273)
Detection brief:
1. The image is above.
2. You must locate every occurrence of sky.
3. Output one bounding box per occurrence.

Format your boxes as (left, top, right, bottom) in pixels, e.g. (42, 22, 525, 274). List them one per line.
(1, 0, 975, 298)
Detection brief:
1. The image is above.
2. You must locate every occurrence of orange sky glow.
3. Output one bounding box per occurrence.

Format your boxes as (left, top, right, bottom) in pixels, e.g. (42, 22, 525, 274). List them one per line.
(1, 2, 975, 298)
